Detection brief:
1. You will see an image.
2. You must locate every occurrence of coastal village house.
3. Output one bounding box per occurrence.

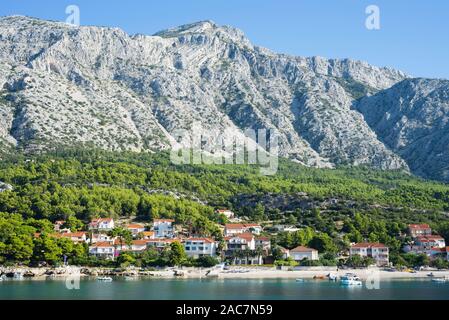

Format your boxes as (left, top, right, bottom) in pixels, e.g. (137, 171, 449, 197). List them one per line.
(408, 224, 432, 238)
(89, 242, 116, 260)
(90, 233, 112, 244)
(152, 219, 175, 238)
(216, 209, 235, 219)
(126, 223, 146, 237)
(58, 232, 88, 243)
(350, 243, 389, 266)
(224, 233, 263, 265)
(142, 231, 156, 240)
(146, 238, 177, 251)
(88, 218, 115, 231)
(53, 220, 65, 232)
(414, 235, 446, 249)
(224, 223, 262, 236)
(183, 238, 218, 258)
(404, 223, 447, 258)
(289, 246, 319, 262)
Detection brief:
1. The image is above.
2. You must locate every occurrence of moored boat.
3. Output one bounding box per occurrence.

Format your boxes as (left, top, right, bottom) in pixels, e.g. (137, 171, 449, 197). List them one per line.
(340, 274, 362, 286)
(97, 276, 113, 282)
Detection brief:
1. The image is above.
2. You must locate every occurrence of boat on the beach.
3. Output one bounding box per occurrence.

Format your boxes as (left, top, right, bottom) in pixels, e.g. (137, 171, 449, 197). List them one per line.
(97, 276, 113, 282)
(340, 274, 362, 286)
(313, 275, 326, 280)
(327, 273, 338, 281)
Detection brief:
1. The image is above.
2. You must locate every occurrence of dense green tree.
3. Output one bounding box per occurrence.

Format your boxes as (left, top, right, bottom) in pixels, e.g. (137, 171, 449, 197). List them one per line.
(169, 241, 187, 266)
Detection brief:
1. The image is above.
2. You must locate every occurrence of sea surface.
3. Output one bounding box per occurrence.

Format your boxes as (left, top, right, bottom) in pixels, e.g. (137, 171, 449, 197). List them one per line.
(1, 278, 449, 300)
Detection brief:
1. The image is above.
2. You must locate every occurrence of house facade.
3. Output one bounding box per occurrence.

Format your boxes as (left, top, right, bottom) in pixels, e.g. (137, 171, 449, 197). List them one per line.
(126, 223, 146, 236)
(183, 238, 217, 258)
(415, 235, 446, 249)
(289, 246, 319, 262)
(350, 243, 389, 266)
(89, 242, 116, 259)
(59, 232, 87, 243)
(408, 224, 432, 238)
(152, 219, 175, 238)
(88, 218, 115, 231)
(216, 209, 235, 219)
(224, 233, 262, 265)
(224, 223, 262, 236)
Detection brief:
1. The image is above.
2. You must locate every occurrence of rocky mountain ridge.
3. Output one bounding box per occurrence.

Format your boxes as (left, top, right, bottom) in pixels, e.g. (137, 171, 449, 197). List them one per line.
(0, 16, 447, 180)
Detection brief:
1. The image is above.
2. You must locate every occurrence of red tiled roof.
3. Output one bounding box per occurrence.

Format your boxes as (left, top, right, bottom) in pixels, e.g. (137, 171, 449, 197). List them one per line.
(91, 242, 114, 248)
(127, 223, 145, 229)
(351, 243, 388, 248)
(290, 246, 317, 253)
(132, 240, 150, 246)
(185, 238, 215, 243)
(90, 218, 113, 224)
(225, 232, 254, 242)
(416, 235, 445, 242)
(60, 232, 86, 238)
(225, 223, 261, 229)
(409, 224, 431, 229)
(153, 219, 175, 223)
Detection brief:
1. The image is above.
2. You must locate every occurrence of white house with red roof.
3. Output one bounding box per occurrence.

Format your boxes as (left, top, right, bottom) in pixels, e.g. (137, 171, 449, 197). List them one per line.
(225, 233, 256, 251)
(89, 241, 116, 259)
(415, 235, 446, 249)
(128, 239, 150, 252)
(408, 224, 432, 238)
(224, 223, 262, 236)
(146, 238, 178, 250)
(216, 209, 235, 219)
(255, 236, 271, 251)
(350, 243, 389, 266)
(289, 246, 319, 262)
(152, 219, 175, 238)
(224, 233, 263, 264)
(90, 233, 113, 244)
(126, 223, 146, 236)
(183, 238, 218, 258)
(58, 232, 88, 243)
(53, 220, 66, 232)
(88, 218, 115, 231)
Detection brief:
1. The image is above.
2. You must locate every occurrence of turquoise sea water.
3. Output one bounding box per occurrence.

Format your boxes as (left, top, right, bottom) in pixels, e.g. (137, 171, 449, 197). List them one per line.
(1, 278, 449, 300)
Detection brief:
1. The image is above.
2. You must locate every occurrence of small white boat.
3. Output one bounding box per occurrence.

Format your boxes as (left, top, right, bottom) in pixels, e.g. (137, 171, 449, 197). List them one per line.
(328, 274, 338, 281)
(295, 278, 305, 282)
(432, 276, 449, 283)
(340, 274, 362, 286)
(97, 276, 113, 282)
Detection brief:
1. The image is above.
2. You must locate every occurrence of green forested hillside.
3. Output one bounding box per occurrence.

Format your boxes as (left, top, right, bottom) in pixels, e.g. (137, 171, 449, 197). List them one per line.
(1, 149, 449, 266)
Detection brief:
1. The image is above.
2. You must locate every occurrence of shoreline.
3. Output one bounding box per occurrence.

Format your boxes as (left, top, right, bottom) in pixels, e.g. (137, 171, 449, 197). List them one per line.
(2, 266, 449, 281)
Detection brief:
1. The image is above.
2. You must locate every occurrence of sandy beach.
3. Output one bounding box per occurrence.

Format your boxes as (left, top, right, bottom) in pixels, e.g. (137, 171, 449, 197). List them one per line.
(3, 266, 449, 281)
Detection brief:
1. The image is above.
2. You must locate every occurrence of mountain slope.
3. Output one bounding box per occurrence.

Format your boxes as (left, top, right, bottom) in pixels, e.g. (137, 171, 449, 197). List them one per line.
(0, 16, 413, 171)
(356, 78, 449, 181)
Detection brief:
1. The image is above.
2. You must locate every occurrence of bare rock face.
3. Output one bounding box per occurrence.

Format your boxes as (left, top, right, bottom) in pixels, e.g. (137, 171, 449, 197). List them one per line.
(356, 78, 449, 181)
(0, 16, 418, 172)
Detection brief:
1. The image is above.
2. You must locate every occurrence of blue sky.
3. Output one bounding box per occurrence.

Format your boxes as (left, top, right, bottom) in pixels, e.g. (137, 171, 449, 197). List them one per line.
(1, 0, 448, 79)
